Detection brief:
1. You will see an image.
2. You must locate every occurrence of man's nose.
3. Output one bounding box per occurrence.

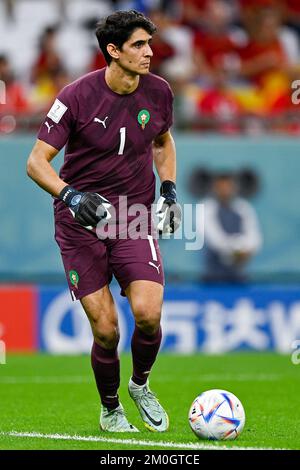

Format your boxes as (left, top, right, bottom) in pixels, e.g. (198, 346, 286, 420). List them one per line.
(145, 44, 153, 57)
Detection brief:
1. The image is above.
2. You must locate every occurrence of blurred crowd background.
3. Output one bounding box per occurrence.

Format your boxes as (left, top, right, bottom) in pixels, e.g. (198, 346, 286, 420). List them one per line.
(0, 0, 300, 285)
(1, 0, 300, 134)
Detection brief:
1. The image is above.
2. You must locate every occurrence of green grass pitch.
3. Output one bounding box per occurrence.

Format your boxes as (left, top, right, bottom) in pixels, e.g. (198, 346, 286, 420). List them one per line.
(0, 353, 299, 450)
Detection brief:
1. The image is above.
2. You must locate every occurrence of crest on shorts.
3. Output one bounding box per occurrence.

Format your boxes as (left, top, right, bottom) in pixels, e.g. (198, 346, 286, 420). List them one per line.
(69, 270, 79, 289)
(137, 109, 150, 130)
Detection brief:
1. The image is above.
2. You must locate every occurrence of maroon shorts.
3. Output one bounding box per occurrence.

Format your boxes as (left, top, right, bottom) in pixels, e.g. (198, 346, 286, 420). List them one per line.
(54, 210, 164, 300)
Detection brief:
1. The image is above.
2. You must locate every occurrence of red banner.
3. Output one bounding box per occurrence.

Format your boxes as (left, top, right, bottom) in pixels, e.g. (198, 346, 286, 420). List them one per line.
(0, 285, 37, 351)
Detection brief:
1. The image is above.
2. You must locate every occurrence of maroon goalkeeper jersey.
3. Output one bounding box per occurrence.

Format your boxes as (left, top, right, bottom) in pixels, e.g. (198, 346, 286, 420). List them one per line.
(37, 68, 174, 220)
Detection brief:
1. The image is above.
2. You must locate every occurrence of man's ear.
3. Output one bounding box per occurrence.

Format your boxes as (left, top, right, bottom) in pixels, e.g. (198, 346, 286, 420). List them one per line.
(107, 43, 120, 60)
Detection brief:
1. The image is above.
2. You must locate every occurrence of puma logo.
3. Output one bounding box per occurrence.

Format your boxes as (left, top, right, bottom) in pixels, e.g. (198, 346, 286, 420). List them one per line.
(148, 262, 160, 274)
(45, 121, 54, 133)
(94, 116, 108, 128)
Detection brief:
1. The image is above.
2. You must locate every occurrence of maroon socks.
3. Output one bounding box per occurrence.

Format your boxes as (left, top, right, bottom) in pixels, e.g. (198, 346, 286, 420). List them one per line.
(131, 326, 162, 386)
(91, 341, 120, 410)
(91, 325, 162, 409)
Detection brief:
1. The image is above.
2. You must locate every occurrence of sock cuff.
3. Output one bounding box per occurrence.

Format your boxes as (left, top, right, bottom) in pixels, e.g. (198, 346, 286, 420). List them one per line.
(92, 341, 118, 362)
(134, 325, 162, 341)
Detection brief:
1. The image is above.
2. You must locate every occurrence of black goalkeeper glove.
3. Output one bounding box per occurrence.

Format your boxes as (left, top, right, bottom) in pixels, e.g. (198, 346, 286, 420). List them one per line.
(59, 186, 111, 228)
(156, 180, 182, 235)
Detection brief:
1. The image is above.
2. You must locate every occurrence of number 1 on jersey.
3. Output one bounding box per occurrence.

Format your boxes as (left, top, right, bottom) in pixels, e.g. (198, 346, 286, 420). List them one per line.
(118, 127, 126, 155)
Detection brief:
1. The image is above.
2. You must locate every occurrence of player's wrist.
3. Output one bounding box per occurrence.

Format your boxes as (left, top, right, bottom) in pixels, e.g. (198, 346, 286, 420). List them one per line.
(160, 180, 177, 202)
(59, 185, 83, 208)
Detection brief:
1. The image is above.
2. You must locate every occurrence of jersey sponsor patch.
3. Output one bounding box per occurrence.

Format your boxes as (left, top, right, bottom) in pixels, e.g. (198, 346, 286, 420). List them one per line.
(47, 98, 68, 123)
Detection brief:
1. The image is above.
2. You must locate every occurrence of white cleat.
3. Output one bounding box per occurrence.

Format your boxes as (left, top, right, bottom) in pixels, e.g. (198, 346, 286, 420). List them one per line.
(100, 403, 139, 432)
(128, 379, 169, 432)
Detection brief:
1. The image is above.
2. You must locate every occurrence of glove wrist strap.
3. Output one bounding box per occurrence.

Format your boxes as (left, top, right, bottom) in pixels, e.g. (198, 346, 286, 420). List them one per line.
(59, 185, 79, 207)
(160, 180, 177, 198)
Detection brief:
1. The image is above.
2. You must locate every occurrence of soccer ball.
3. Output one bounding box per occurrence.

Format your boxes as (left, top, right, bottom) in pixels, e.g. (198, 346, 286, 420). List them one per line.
(188, 389, 245, 440)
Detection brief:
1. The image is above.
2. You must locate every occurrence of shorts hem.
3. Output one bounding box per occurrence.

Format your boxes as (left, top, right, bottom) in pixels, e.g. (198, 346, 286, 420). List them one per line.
(70, 277, 112, 301)
(120, 277, 165, 297)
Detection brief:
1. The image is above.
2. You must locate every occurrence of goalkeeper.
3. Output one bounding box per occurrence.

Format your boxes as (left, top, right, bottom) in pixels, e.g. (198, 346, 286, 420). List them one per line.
(27, 10, 181, 433)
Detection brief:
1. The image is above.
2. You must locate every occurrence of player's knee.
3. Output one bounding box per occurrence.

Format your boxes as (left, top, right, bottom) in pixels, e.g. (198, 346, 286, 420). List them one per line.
(137, 318, 161, 335)
(93, 324, 120, 349)
(134, 304, 161, 335)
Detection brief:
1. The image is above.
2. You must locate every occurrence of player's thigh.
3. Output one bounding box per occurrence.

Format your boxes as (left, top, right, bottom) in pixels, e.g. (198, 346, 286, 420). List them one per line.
(81, 285, 119, 346)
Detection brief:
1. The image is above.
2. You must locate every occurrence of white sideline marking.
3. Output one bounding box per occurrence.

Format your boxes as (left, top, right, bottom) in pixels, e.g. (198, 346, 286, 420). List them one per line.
(158, 373, 282, 383)
(0, 376, 92, 384)
(0, 431, 287, 451)
(0, 373, 281, 385)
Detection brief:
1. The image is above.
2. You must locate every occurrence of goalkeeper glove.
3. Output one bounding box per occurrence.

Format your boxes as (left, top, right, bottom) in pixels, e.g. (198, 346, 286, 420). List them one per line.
(59, 185, 111, 228)
(156, 180, 182, 234)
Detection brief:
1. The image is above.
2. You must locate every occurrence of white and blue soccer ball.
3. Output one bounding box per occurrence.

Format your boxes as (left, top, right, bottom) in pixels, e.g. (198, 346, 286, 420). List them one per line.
(188, 389, 245, 441)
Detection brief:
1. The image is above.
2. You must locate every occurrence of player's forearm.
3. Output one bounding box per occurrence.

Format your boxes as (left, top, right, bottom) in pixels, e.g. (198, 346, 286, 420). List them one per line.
(27, 149, 67, 198)
(153, 132, 176, 183)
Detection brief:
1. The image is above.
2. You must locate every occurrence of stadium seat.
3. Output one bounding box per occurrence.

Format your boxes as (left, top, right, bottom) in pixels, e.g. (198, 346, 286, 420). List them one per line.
(56, 25, 94, 74)
(14, 0, 60, 30)
(65, 0, 112, 25)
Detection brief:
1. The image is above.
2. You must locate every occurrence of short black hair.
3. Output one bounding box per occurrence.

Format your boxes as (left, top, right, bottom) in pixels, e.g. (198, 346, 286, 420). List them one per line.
(214, 171, 235, 181)
(95, 10, 156, 65)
